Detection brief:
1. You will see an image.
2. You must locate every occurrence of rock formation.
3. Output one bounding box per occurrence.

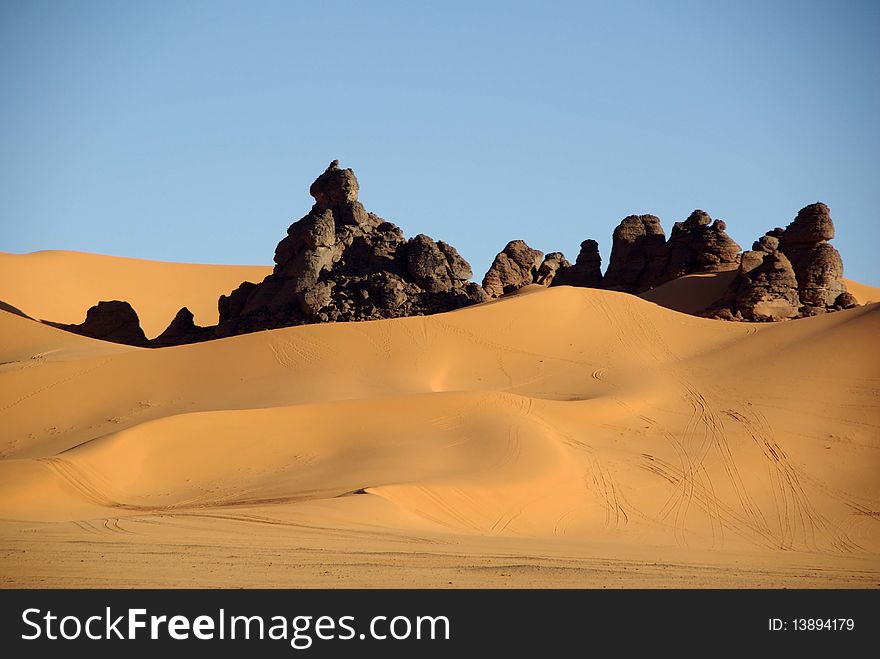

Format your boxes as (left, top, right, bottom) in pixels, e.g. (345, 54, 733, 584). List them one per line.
(482, 240, 544, 298)
(602, 214, 667, 292)
(550, 239, 602, 288)
(46, 163, 860, 347)
(484, 239, 603, 292)
(662, 210, 741, 282)
(207, 161, 485, 336)
(0, 300, 30, 319)
(833, 291, 858, 310)
(194, 160, 484, 340)
(151, 307, 209, 347)
(731, 243, 801, 321)
(597, 210, 740, 293)
(46, 162, 486, 347)
(535, 252, 571, 286)
(703, 203, 854, 321)
(779, 203, 846, 308)
(53, 300, 149, 346)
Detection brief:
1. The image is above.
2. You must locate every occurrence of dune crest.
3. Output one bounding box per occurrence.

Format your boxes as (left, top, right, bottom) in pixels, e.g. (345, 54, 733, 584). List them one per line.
(0, 250, 271, 337)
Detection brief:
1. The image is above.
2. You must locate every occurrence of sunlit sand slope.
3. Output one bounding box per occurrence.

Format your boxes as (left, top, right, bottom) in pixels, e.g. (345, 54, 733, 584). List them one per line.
(0, 281, 878, 587)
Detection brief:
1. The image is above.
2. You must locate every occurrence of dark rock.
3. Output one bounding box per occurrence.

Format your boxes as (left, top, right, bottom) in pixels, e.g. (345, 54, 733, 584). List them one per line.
(49, 170, 861, 342)
(696, 203, 855, 323)
(56, 300, 149, 346)
(535, 252, 571, 286)
(482, 240, 544, 298)
(406, 234, 472, 294)
(300, 282, 333, 315)
(782, 202, 834, 244)
(151, 307, 209, 347)
(309, 160, 358, 207)
(780, 203, 846, 308)
(833, 291, 859, 310)
(662, 210, 741, 282)
(368, 272, 409, 310)
(603, 214, 667, 292)
(551, 240, 603, 288)
(752, 233, 780, 253)
(212, 160, 484, 337)
(0, 300, 30, 319)
(734, 250, 801, 321)
(788, 241, 845, 307)
(218, 281, 257, 324)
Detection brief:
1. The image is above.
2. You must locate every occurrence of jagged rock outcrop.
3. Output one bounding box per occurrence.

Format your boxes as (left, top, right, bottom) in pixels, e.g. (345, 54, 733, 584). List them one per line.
(206, 160, 485, 336)
(150, 307, 209, 347)
(53, 300, 149, 346)
(780, 203, 846, 308)
(550, 240, 602, 288)
(535, 252, 571, 285)
(662, 210, 741, 282)
(603, 214, 667, 292)
(482, 240, 544, 298)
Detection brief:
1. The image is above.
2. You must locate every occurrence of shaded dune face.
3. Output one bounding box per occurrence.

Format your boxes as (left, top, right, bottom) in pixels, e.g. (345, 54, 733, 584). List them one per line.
(1, 280, 878, 589)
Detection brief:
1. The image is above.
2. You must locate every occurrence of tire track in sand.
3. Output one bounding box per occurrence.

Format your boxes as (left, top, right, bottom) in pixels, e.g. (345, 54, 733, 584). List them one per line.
(722, 408, 861, 553)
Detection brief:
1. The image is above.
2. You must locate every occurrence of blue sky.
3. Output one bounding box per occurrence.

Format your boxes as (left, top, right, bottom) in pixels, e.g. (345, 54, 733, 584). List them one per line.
(1, 0, 878, 284)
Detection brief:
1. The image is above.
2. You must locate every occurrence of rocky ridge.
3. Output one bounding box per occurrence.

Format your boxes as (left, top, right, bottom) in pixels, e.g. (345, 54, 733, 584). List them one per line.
(44, 164, 859, 347)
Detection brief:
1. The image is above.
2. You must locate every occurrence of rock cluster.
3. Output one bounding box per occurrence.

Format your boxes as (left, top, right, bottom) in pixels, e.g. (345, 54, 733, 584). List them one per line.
(514, 204, 851, 324)
(210, 161, 485, 337)
(481, 239, 604, 294)
(482, 239, 604, 293)
(600, 210, 740, 292)
(47, 163, 860, 347)
(51, 161, 490, 347)
(663, 210, 741, 282)
(704, 203, 853, 321)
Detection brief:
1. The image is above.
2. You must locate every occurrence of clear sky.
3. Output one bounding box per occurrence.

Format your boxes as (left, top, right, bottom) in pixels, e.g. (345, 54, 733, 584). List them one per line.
(1, 0, 878, 285)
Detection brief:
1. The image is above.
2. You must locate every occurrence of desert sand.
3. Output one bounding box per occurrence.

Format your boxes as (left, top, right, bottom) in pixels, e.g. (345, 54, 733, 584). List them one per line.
(1, 253, 879, 588)
(0, 251, 271, 337)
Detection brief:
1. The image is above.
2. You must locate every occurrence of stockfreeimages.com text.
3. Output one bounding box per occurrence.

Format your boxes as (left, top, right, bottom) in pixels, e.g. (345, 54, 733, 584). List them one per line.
(22, 607, 450, 649)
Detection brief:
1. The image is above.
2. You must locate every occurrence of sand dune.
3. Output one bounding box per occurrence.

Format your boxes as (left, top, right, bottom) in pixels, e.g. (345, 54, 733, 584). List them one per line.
(641, 269, 880, 315)
(0, 251, 271, 337)
(1, 266, 878, 587)
(639, 268, 738, 314)
(844, 278, 880, 305)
